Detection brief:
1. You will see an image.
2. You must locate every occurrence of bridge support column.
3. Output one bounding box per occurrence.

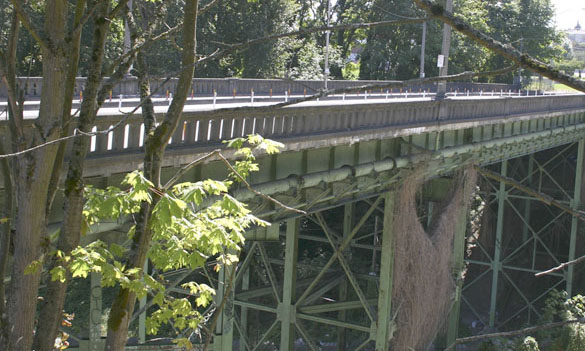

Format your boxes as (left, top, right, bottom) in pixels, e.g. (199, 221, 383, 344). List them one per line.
(375, 191, 396, 351)
(337, 203, 353, 351)
(446, 178, 471, 346)
(280, 219, 299, 351)
(89, 272, 103, 351)
(138, 261, 147, 344)
(521, 155, 535, 243)
(213, 260, 235, 351)
(567, 138, 585, 296)
(489, 160, 507, 327)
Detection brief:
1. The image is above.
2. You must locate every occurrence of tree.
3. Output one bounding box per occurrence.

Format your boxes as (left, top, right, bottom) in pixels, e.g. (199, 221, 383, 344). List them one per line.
(0, 1, 427, 349)
(2, 0, 584, 349)
(360, 0, 564, 83)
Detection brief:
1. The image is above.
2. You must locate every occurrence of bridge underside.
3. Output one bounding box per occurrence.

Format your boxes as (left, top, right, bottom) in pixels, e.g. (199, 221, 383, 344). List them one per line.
(46, 108, 585, 350)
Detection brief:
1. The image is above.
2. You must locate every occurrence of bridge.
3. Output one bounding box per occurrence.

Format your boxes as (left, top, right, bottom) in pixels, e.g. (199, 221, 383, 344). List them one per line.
(4, 82, 585, 350)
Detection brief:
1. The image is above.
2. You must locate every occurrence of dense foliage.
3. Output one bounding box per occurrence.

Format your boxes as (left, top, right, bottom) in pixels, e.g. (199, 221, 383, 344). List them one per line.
(0, 0, 568, 82)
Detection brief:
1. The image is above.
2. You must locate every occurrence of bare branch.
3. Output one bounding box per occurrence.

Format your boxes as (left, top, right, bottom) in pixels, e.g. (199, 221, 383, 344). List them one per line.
(0, 123, 118, 160)
(443, 319, 584, 350)
(535, 255, 585, 277)
(197, 17, 428, 67)
(413, 0, 585, 93)
(70, 0, 100, 40)
(206, 66, 516, 114)
(0, 66, 515, 160)
(216, 153, 306, 215)
(199, 0, 219, 14)
(163, 150, 221, 191)
(108, 0, 132, 19)
(476, 166, 585, 222)
(8, 0, 49, 52)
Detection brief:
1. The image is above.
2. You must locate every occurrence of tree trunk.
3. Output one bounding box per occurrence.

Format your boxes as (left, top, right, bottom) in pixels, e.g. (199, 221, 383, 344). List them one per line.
(105, 0, 199, 348)
(5, 0, 68, 349)
(32, 1, 110, 349)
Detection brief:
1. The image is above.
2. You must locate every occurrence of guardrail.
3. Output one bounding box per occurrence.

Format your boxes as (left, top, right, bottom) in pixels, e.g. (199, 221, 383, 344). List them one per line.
(1, 77, 517, 99)
(77, 94, 585, 157)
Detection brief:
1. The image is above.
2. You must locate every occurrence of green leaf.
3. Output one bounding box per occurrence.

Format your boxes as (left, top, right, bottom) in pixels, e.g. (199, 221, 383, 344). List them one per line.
(224, 137, 245, 149)
(50, 266, 67, 283)
(24, 260, 42, 275)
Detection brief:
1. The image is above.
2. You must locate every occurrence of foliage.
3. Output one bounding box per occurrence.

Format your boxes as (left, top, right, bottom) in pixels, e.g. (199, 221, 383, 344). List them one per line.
(359, 0, 564, 83)
(537, 290, 585, 351)
(46, 135, 282, 337)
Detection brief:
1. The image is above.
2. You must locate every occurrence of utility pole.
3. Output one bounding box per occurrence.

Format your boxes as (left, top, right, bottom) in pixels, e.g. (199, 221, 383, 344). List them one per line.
(324, 0, 331, 90)
(436, 0, 453, 100)
(420, 21, 427, 78)
(124, 0, 133, 75)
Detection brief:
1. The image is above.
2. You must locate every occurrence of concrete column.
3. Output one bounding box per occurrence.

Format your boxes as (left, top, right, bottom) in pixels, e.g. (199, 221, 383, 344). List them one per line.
(213, 259, 235, 351)
(280, 219, 299, 351)
(375, 191, 396, 351)
(89, 272, 103, 351)
(139, 261, 147, 344)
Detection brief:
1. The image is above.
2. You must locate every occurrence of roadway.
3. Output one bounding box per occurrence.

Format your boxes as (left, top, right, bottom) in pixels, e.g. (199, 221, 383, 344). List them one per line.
(0, 90, 576, 120)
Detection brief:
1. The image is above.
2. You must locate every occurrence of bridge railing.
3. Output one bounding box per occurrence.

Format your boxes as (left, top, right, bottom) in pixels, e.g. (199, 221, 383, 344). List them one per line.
(1, 77, 516, 98)
(77, 94, 585, 158)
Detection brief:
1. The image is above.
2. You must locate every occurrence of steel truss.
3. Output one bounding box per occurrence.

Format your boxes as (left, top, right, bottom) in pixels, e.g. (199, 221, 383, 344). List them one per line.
(462, 140, 585, 333)
(223, 195, 397, 351)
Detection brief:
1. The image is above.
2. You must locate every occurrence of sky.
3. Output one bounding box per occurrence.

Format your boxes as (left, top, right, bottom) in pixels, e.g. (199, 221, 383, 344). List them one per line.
(551, 0, 585, 30)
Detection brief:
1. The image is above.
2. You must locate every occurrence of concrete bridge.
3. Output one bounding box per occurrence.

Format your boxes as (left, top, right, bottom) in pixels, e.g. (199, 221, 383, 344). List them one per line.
(6, 91, 585, 350)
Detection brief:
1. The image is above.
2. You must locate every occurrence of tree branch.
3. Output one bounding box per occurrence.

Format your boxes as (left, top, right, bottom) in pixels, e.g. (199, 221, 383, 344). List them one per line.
(475, 166, 585, 222)
(0, 66, 515, 160)
(206, 65, 516, 114)
(535, 255, 585, 277)
(163, 150, 221, 191)
(69, 0, 100, 41)
(216, 153, 306, 215)
(199, 0, 219, 14)
(444, 319, 584, 350)
(8, 0, 49, 52)
(108, 0, 132, 19)
(413, 0, 585, 93)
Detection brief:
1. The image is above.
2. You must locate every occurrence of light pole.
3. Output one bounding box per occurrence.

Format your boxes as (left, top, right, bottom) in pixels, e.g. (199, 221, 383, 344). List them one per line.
(324, 0, 331, 90)
(420, 21, 427, 78)
(124, 0, 133, 76)
(436, 0, 453, 100)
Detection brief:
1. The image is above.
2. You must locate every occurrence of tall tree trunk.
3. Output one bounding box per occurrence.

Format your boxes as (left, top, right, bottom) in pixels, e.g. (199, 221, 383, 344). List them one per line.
(105, 0, 199, 348)
(0, 8, 20, 327)
(6, 0, 68, 349)
(45, 0, 86, 221)
(0, 141, 13, 343)
(32, 1, 110, 349)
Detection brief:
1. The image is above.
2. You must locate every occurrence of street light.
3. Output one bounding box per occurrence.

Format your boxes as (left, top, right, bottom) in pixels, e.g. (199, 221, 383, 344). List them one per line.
(420, 21, 427, 78)
(436, 0, 453, 100)
(324, 0, 331, 90)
